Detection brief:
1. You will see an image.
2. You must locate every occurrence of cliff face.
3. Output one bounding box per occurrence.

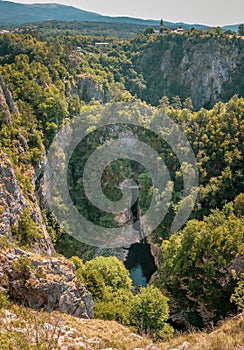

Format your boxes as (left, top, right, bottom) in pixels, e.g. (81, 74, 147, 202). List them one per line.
(0, 148, 94, 318)
(0, 149, 54, 255)
(68, 75, 109, 103)
(0, 75, 19, 123)
(135, 36, 244, 109)
(0, 248, 94, 318)
(0, 77, 94, 319)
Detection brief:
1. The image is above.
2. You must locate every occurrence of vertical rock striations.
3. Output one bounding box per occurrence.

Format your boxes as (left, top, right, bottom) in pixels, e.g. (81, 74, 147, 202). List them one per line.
(0, 75, 19, 123)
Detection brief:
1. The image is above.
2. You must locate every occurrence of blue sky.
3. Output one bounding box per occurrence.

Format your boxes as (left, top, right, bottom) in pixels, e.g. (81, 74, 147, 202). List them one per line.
(12, 0, 244, 26)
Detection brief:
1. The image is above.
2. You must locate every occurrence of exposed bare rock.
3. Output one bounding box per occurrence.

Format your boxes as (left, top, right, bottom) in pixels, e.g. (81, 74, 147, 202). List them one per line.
(136, 36, 244, 110)
(93, 246, 130, 262)
(0, 150, 27, 236)
(70, 74, 109, 103)
(0, 248, 94, 319)
(178, 38, 242, 109)
(149, 242, 163, 268)
(228, 256, 244, 277)
(0, 145, 94, 320)
(0, 148, 54, 256)
(0, 75, 19, 123)
(0, 77, 94, 322)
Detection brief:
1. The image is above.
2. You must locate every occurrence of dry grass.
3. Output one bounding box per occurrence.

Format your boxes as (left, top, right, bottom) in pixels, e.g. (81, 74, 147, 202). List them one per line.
(0, 303, 243, 349)
(0, 304, 154, 349)
(159, 314, 244, 350)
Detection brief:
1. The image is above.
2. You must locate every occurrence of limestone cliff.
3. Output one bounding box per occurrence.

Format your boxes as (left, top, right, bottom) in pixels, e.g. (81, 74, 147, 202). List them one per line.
(0, 77, 94, 319)
(0, 149, 54, 256)
(68, 74, 109, 103)
(0, 76, 19, 124)
(0, 148, 94, 318)
(134, 35, 244, 109)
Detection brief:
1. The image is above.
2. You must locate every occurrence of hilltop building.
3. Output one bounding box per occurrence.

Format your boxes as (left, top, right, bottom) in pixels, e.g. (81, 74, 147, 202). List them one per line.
(153, 20, 185, 35)
(174, 26, 184, 34)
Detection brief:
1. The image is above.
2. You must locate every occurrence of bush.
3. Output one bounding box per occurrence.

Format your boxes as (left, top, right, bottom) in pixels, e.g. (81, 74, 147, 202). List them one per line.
(85, 256, 132, 291)
(11, 257, 31, 282)
(0, 291, 10, 309)
(95, 286, 133, 325)
(130, 285, 173, 339)
(82, 269, 106, 301)
(234, 193, 244, 217)
(12, 208, 42, 246)
(231, 273, 244, 311)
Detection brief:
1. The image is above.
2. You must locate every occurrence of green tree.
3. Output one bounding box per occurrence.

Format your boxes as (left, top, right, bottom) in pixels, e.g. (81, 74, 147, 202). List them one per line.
(158, 205, 244, 328)
(234, 193, 244, 217)
(206, 26, 223, 36)
(12, 208, 43, 245)
(171, 96, 182, 109)
(130, 285, 173, 339)
(84, 256, 132, 290)
(230, 272, 244, 311)
(238, 24, 244, 36)
(95, 286, 133, 325)
(159, 96, 170, 108)
(143, 27, 155, 35)
(183, 97, 193, 110)
(75, 256, 134, 325)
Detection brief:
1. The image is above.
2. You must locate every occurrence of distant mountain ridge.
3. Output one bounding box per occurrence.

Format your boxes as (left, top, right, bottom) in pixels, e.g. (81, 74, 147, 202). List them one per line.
(0, 0, 241, 32)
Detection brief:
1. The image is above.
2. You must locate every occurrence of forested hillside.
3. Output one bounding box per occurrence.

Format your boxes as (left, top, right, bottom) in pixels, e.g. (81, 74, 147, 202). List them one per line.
(0, 28, 243, 348)
(0, 0, 210, 31)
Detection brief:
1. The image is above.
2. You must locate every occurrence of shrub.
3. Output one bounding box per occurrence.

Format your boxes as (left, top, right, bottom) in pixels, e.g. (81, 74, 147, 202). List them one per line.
(12, 208, 42, 245)
(0, 291, 10, 309)
(85, 256, 132, 291)
(231, 273, 244, 311)
(130, 285, 173, 339)
(95, 286, 133, 325)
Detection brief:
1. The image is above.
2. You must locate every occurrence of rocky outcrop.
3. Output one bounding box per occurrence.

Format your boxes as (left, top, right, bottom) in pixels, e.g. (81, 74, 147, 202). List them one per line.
(0, 149, 94, 319)
(69, 74, 109, 103)
(0, 78, 94, 320)
(77, 75, 105, 102)
(135, 36, 244, 110)
(228, 255, 244, 278)
(178, 37, 242, 109)
(149, 242, 163, 268)
(0, 149, 54, 256)
(0, 150, 26, 237)
(0, 75, 19, 123)
(0, 247, 94, 318)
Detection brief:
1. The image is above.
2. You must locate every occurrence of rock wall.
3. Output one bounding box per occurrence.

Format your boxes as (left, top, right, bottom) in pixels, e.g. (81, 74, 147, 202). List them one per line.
(0, 149, 94, 318)
(178, 37, 242, 109)
(0, 75, 19, 123)
(135, 36, 244, 110)
(0, 149, 54, 256)
(0, 77, 94, 319)
(69, 75, 109, 103)
(0, 247, 94, 318)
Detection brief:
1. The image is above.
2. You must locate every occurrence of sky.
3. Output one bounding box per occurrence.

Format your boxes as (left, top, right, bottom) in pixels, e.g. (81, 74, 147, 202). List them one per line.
(11, 0, 244, 26)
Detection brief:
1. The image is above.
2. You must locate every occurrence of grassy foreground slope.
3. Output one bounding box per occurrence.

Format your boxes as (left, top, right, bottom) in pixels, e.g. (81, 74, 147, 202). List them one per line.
(0, 302, 243, 350)
(0, 302, 156, 349)
(160, 314, 244, 350)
